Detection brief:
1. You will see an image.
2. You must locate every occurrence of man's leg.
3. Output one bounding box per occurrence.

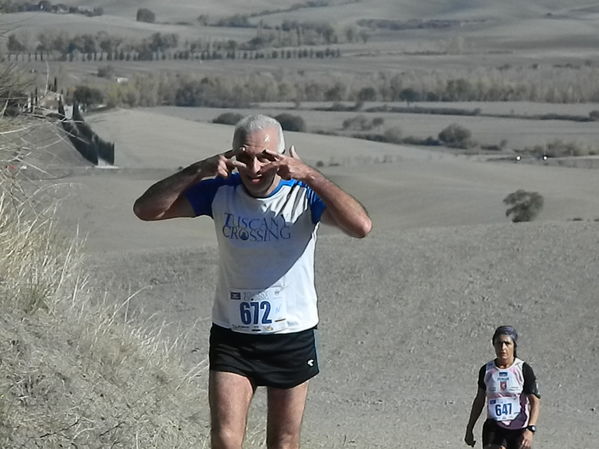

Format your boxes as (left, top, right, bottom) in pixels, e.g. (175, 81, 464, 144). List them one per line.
(209, 370, 256, 449)
(266, 381, 310, 449)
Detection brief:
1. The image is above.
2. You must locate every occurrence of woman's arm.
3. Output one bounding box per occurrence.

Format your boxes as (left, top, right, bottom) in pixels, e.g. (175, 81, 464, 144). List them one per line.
(465, 388, 486, 447)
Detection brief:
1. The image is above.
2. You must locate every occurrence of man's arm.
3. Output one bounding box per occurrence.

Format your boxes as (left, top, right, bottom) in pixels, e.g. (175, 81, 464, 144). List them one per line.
(263, 146, 372, 238)
(464, 387, 486, 447)
(133, 150, 241, 221)
(305, 171, 372, 238)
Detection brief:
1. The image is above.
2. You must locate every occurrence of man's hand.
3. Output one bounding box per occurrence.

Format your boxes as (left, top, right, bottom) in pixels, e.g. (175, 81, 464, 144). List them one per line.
(464, 429, 476, 447)
(261, 145, 314, 181)
(199, 148, 246, 178)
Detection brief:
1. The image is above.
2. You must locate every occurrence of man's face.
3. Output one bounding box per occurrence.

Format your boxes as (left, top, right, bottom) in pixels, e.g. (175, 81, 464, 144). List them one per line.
(235, 127, 281, 197)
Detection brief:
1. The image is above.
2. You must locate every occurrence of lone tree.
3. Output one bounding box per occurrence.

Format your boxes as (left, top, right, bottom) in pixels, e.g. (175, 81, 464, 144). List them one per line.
(136, 8, 156, 23)
(438, 123, 472, 148)
(503, 190, 544, 222)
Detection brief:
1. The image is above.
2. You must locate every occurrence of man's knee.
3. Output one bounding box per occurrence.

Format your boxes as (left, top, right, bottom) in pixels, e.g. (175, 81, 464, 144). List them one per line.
(211, 426, 244, 449)
(266, 431, 300, 449)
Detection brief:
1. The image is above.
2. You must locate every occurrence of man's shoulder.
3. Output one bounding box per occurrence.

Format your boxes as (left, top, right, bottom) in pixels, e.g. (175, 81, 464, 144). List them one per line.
(191, 173, 242, 196)
(205, 173, 242, 188)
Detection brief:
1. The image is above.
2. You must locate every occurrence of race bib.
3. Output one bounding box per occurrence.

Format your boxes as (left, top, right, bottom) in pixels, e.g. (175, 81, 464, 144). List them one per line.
(488, 396, 521, 421)
(228, 288, 288, 334)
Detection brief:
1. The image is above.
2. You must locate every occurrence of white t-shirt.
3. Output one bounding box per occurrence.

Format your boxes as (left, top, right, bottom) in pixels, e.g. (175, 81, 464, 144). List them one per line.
(185, 174, 325, 334)
(479, 358, 538, 429)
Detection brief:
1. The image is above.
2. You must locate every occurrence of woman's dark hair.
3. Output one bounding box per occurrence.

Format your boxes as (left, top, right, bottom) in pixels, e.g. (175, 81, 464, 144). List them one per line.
(492, 325, 518, 357)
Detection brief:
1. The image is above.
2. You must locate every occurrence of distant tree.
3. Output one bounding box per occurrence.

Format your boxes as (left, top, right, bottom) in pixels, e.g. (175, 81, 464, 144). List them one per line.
(216, 14, 251, 27)
(445, 78, 473, 101)
(7, 34, 26, 52)
(399, 87, 419, 105)
(275, 113, 306, 132)
(383, 126, 403, 144)
(97, 65, 116, 79)
(320, 23, 337, 44)
(342, 115, 370, 131)
(438, 123, 472, 148)
(72, 85, 104, 109)
(148, 33, 178, 52)
(503, 190, 544, 222)
(344, 26, 358, 43)
(357, 86, 377, 102)
(324, 82, 346, 101)
(136, 8, 156, 23)
(372, 117, 385, 129)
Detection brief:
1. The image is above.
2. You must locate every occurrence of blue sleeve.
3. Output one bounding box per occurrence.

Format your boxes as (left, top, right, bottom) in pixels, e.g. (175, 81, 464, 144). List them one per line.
(184, 177, 227, 217)
(304, 184, 326, 224)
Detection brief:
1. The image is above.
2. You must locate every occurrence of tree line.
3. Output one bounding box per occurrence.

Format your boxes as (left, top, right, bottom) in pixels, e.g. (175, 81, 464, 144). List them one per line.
(60, 64, 599, 112)
(4, 30, 343, 60)
(3, 47, 341, 63)
(0, 0, 103, 16)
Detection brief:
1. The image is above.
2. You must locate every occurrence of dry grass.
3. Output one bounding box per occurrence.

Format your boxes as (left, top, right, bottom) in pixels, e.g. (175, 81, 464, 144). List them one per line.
(0, 114, 216, 448)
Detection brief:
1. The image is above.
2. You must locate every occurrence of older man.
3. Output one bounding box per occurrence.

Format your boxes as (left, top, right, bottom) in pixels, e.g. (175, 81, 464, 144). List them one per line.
(133, 114, 371, 449)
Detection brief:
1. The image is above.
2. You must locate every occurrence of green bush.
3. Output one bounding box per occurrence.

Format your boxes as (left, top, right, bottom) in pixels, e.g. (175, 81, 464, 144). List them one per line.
(275, 113, 306, 132)
(136, 8, 155, 23)
(72, 85, 104, 108)
(97, 65, 116, 79)
(342, 115, 369, 130)
(503, 190, 544, 222)
(438, 123, 472, 148)
(213, 112, 243, 125)
(383, 126, 403, 144)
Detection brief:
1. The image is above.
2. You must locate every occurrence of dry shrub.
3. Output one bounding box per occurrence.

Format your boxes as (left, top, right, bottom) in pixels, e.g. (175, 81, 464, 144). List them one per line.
(0, 114, 214, 448)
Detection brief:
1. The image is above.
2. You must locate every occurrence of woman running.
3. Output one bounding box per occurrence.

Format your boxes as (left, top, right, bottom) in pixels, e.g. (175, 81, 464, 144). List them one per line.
(465, 325, 541, 449)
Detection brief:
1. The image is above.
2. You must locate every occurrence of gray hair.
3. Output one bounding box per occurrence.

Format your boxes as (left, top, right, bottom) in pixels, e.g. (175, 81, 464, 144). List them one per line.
(492, 325, 519, 357)
(232, 114, 285, 153)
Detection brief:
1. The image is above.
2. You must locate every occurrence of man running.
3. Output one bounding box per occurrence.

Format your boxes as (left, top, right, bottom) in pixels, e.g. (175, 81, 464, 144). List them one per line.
(133, 114, 372, 449)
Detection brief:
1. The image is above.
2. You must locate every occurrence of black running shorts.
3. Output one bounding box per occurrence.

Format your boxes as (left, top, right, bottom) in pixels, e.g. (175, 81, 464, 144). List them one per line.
(483, 419, 525, 449)
(209, 324, 319, 389)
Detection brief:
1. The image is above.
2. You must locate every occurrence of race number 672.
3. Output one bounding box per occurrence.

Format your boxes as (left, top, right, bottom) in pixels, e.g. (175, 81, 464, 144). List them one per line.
(240, 301, 272, 325)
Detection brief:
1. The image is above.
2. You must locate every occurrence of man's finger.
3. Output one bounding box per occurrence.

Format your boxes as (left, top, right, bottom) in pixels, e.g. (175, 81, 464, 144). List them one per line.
(289, 145, 300, 159)
(262, 149, 281, 161)
(229, 159, 247, 170)
(260, 161, 280, 174)
(224, 146, 246, 159)
(216, 166, 230, 178)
